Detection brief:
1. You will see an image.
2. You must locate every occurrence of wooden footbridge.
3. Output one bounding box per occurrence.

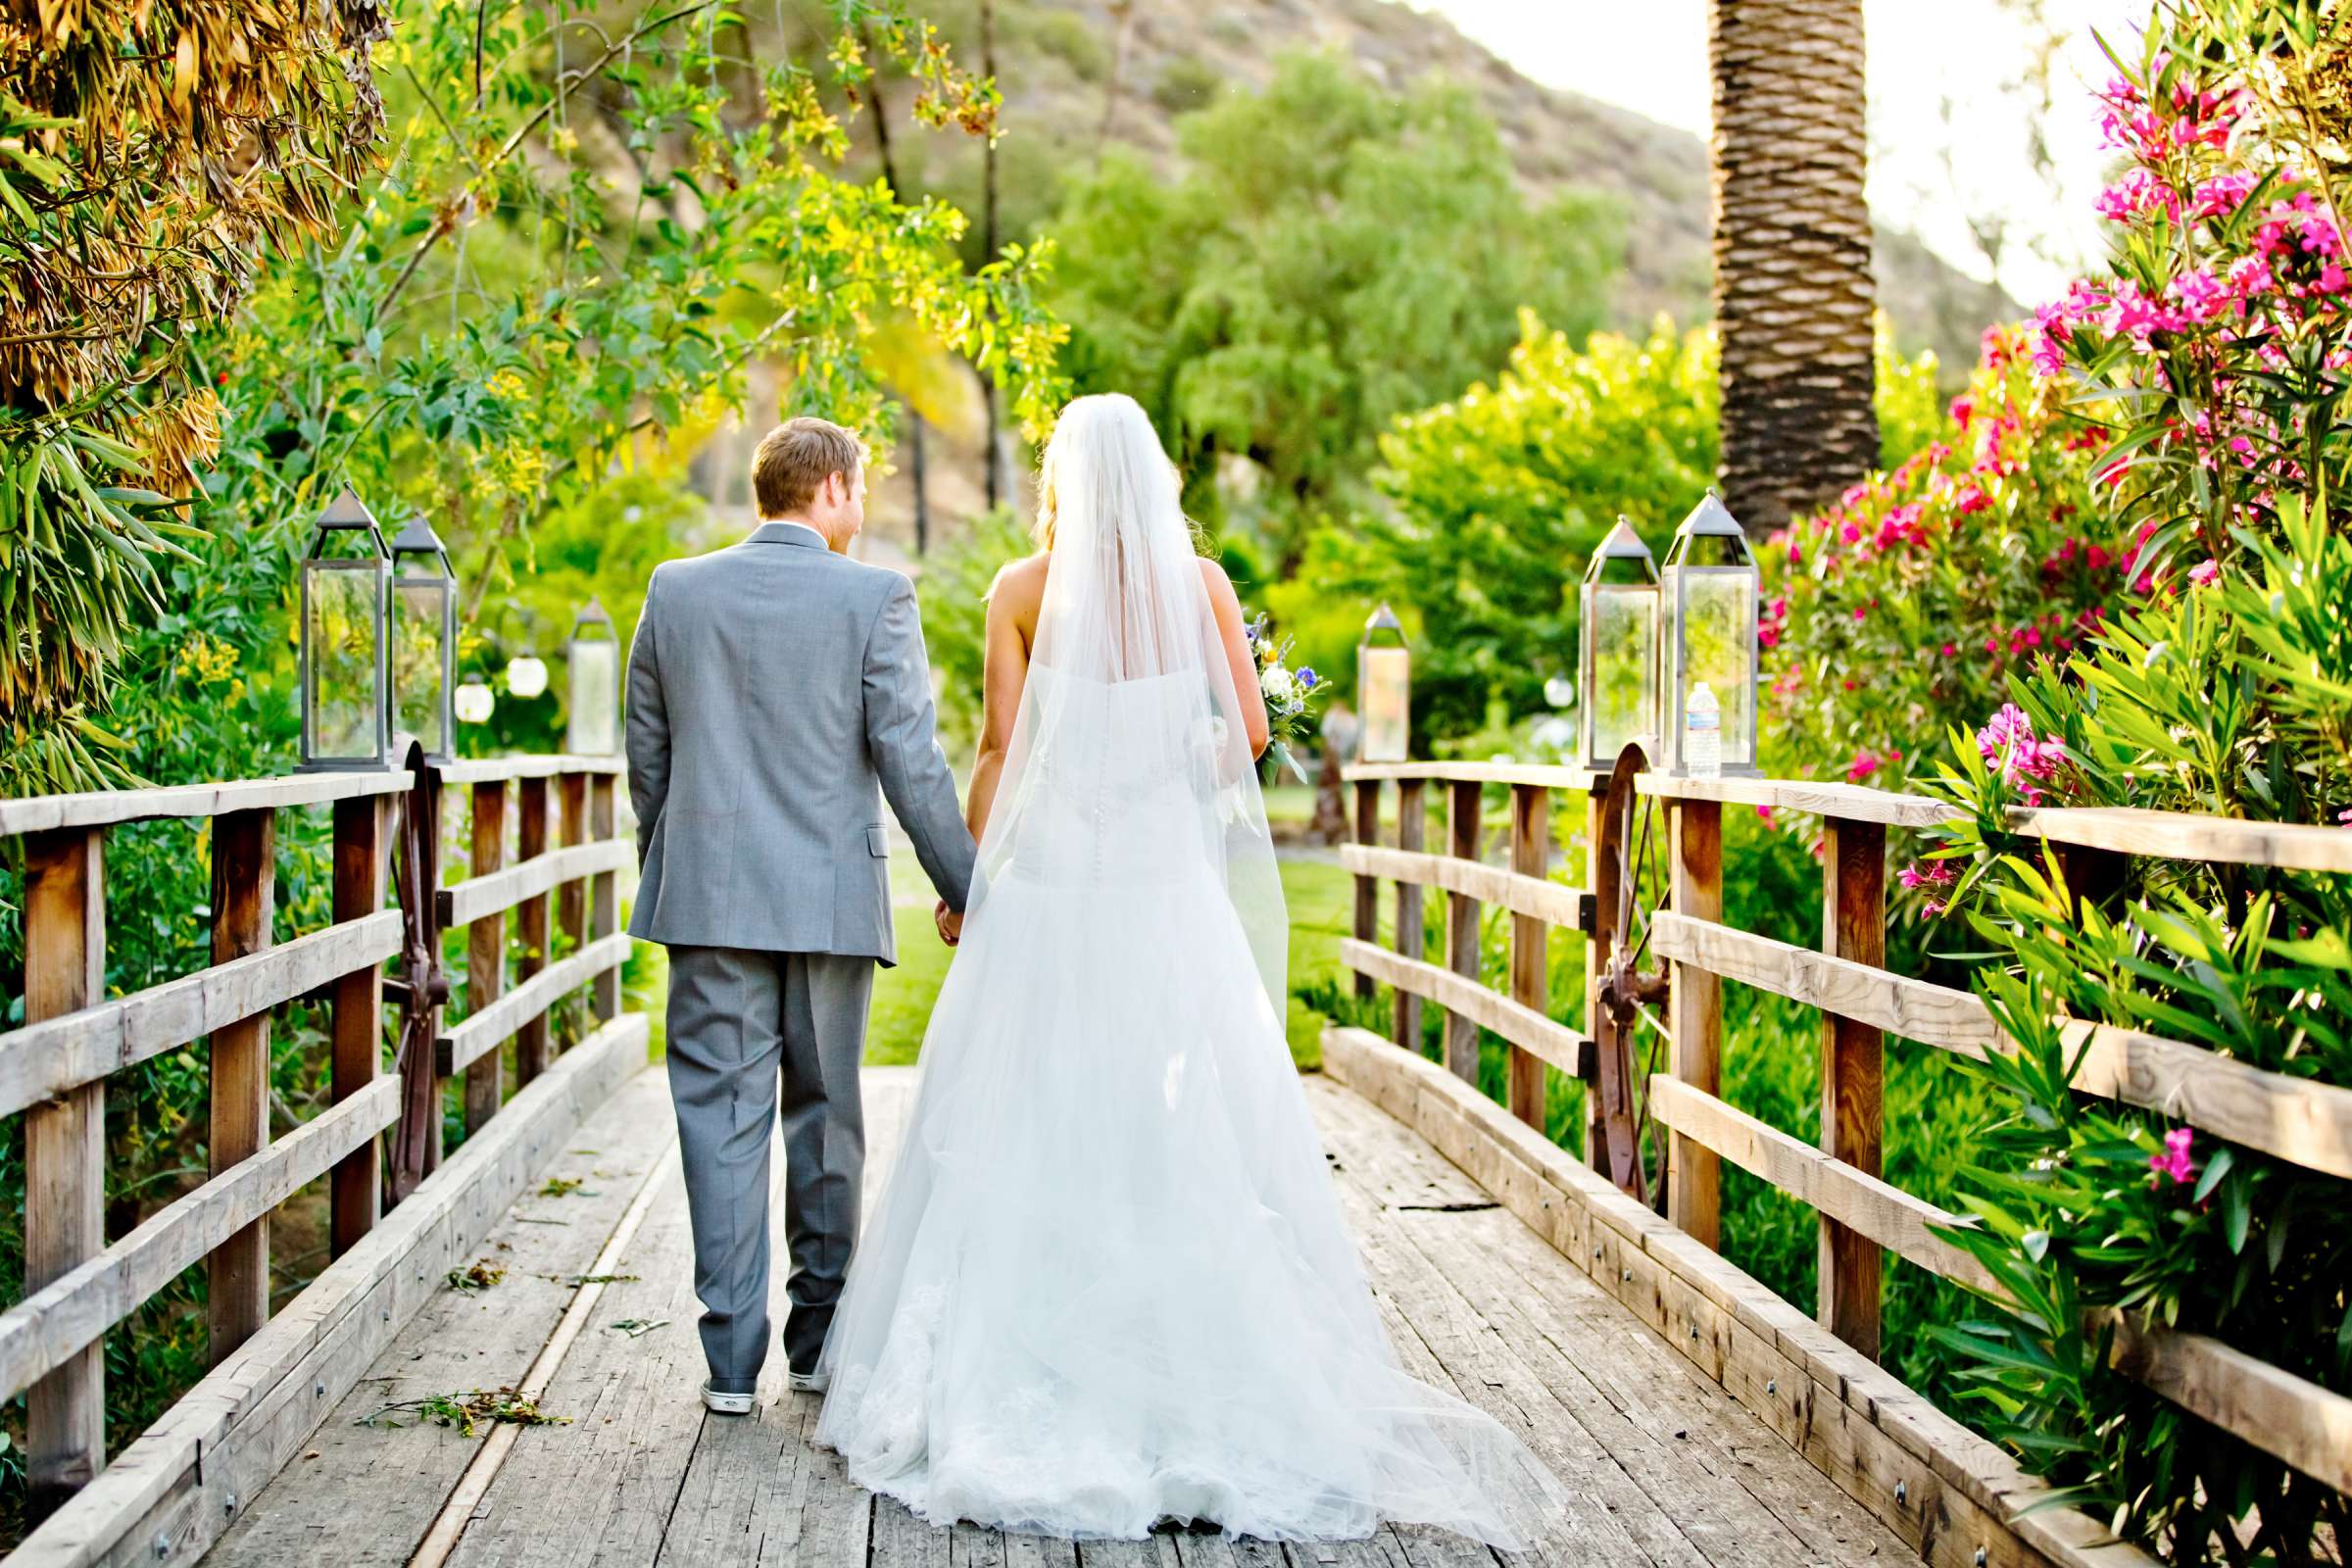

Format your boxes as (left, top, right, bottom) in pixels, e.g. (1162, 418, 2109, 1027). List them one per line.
(1, 753, 2345, 1566)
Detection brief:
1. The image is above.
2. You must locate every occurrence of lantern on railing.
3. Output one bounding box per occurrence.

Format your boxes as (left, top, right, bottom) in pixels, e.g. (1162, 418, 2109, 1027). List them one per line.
(1661, 492, 1761, 778)
(387, 515, 457, 764)
(566, 598, 621, 755)
(1578, 517, 1660, 772)
(299, 488, 392, 772)
(1356, 605, 1410, 763)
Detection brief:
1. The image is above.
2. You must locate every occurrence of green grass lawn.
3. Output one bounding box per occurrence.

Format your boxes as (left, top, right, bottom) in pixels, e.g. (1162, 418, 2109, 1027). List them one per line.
(867, 854, 1356, 1069)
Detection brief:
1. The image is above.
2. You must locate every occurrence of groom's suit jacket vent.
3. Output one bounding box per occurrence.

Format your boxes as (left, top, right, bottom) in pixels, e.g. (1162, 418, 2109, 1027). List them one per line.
(624, 520, 975, 961)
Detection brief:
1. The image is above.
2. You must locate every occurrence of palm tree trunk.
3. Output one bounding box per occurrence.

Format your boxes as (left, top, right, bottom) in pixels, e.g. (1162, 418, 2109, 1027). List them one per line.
(1707, 0, 1879, 537)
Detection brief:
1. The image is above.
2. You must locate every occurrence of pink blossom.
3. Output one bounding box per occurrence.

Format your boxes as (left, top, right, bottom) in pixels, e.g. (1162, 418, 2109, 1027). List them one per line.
(2188, 560, 2222, 588)
(2148, 1127, 2196, 1187)
(2170, 267, 2230, 321)
(1897, 860, 1955, 891)
(2228, 254, 2275, 297)
(1940, 642, 1957, 658)
(2097, 170, 2181, 224)
(1847, 752, 1881, 783)
(1922, 899, 1947, 919)
(1977, 704, 2066, 802)
(2191, 171, 2258, 220)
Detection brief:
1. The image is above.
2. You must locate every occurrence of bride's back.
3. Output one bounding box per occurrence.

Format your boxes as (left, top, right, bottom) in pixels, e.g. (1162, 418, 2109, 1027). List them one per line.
(969, 394, 1287, 1004)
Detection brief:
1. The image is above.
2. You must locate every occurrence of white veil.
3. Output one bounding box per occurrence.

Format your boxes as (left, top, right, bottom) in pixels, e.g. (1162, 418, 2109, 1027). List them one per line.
(966, 392, 1288, 1017)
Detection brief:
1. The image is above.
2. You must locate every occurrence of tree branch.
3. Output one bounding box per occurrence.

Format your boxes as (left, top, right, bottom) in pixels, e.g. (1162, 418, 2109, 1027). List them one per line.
(374, 0, 720, 323)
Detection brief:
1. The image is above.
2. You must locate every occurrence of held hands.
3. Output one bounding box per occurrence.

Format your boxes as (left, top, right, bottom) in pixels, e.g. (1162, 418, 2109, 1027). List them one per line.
(935, 900, 964, 948)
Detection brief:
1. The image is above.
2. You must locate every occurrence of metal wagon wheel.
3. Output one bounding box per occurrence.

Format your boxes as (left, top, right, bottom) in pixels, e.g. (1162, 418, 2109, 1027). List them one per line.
(385, 739, 449, 1202)
(1591, 743, 1675, 1207)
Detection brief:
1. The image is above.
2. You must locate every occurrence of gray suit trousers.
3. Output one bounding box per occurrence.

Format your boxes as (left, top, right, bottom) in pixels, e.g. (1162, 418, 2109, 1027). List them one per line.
(664, 945, 874, 1390)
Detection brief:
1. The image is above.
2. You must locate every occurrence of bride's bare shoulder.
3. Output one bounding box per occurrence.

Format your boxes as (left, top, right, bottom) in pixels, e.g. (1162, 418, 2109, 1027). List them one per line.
(986, 552, 1052, 622)
(1194, 555, 1242, 612)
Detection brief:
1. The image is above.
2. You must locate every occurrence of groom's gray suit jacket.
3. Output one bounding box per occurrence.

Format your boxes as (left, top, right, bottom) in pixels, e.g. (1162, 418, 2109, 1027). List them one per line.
(624, 519, 974, 956)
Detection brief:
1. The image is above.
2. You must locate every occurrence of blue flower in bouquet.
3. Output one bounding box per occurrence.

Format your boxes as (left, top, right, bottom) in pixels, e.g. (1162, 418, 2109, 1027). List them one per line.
(1298, 667, 1317, 690)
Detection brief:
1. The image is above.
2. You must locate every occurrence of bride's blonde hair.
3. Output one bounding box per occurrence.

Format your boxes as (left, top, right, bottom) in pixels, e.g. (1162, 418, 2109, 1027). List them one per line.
(1030, 394, 1201, 553)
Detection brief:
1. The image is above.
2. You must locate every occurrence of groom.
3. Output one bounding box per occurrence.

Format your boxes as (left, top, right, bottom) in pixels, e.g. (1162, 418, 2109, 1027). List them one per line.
(624, 416, 975, 1414)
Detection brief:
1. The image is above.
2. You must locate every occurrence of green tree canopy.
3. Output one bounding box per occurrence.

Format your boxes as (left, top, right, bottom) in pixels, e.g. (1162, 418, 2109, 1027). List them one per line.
(1046, 52, 1623, 566)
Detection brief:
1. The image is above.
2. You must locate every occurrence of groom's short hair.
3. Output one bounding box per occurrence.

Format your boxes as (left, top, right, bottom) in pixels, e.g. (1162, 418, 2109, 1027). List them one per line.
(753, 417, 866, 517)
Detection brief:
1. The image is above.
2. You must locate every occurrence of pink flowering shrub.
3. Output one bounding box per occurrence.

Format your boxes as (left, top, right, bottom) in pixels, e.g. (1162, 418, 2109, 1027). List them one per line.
(1760, 326, 2115, 793)
(2030, 24, 2352, 572)
(1901, 12, 2352, 1563)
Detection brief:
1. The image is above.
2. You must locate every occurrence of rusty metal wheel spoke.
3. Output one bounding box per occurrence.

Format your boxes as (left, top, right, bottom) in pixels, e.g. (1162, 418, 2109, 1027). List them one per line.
(1592, 743, 1673, 1204)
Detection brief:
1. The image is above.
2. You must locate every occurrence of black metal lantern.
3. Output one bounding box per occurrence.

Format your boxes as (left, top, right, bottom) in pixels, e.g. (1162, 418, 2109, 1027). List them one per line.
(1578, 517, 1661, 772)
(566, 597, 620, 756)
(1661, 492, 1762, 778)
(1356, 605, 1410, 763)
(299, 488, 391, 772)
(388, 515, 457, 764)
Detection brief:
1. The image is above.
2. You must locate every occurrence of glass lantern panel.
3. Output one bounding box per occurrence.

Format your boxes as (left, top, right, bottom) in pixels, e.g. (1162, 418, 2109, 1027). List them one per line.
(569, 640, 619, 755)
(392, 579, 449, 758)
(307, 564, 381, 761)
(1358, 646, 1409, 762)
(1588, 587, 1657, 763)
(1679, 571, 1756, 767)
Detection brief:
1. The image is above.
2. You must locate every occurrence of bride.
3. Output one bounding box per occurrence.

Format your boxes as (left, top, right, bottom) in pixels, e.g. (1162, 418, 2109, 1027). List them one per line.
(813, 393, 1563, 1547)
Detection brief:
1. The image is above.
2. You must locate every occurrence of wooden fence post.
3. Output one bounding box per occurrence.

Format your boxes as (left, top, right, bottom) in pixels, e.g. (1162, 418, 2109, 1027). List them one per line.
(465, 781, 508, 1133)
(1667, 798, 1724, 1249)
(331, 796, 386, 1256)
(1820, 814, 1886, 1360)
(208, 808, 274, 1363)
(1393, 779, 1425, 1054)
(1352, 780, 1380, 1001)
(560, 771, 589, 1037)
(1445, 780, 1483, 1085)
(1506, 784, 1549, 1128)
(590, 775, 618, 1022)
(514, 775, 552, 1084)
(23, 827, 105, 1519)
(1583, 783, 1613, 1173)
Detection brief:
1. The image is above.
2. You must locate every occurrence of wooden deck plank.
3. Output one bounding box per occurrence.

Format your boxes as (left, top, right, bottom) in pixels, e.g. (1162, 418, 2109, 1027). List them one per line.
(204, 1068, 681, 1565)
(1308, 1084, 1713, 1568)
(203, 1065, 1957, 1568)
(1308, 1081, 1908, 1568)
(436, 1136, 709, 1568)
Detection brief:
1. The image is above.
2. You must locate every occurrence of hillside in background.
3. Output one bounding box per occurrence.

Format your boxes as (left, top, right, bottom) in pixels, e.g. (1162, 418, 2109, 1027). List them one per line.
(880, 0, 2014, 360)
(751, 0, 2016, 558)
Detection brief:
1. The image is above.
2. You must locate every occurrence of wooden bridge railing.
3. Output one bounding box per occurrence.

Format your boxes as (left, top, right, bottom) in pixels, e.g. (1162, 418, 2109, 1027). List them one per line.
(0, 752, 639, 1556)
(1338, 760, 2352, 1546)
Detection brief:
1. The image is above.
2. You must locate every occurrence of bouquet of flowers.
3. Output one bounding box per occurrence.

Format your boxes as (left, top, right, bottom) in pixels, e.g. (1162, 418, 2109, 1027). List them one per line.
(1244, 612, 1323, 783)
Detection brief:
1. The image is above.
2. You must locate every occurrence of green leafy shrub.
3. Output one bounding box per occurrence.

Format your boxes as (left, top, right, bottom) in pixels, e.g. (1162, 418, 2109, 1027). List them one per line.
(1922, 499, 2352, 1561)
(1153, 54, 1225, 114)
(1278, 313, 1943, 748)
(916, 507, 1035, 752)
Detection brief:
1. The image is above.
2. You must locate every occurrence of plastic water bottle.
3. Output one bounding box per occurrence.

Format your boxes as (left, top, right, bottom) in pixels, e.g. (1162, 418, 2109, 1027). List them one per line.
(1686, 682, 1722, 779)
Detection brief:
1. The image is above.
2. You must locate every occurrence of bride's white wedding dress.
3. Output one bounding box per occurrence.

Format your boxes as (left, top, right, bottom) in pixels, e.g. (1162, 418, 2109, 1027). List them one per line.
(813, 396, 1562, 1547)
